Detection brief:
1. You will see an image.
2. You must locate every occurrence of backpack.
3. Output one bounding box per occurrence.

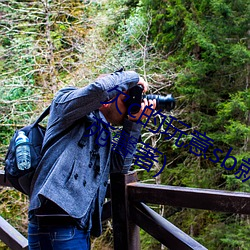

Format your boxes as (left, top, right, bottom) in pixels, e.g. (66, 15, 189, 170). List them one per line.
(4, 106, 50, 195)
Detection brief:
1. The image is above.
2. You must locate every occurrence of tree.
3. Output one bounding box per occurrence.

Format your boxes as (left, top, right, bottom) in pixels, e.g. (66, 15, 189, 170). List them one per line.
(0, 0, 93, 240)
(102, 0, 250, 248)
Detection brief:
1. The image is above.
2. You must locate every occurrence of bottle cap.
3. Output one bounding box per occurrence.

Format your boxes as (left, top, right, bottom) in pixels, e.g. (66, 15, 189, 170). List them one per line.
(15, 131, 29, 145)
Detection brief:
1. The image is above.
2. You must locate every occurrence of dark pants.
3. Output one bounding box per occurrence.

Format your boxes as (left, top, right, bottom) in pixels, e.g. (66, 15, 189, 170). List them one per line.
(28, 222, 91, 250)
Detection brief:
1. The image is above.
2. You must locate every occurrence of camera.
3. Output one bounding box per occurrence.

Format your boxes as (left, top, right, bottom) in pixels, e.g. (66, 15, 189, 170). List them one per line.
(125, 85, 176, 114)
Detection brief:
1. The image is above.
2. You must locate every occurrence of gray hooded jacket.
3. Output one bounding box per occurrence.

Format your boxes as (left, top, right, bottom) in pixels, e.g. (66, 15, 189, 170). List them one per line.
(29, 71, 142, 236)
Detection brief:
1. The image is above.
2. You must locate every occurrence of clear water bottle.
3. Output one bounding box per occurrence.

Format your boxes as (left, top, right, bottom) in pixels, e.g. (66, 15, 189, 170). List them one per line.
(15, 131, 31, 170)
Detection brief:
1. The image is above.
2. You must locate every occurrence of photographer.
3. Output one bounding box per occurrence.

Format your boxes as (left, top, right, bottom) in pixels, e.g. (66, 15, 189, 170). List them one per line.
(28, 70, 156, 250)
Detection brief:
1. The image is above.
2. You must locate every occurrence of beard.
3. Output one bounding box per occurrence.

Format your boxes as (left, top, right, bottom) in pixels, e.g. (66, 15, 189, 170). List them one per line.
(104, 102, 127, 126)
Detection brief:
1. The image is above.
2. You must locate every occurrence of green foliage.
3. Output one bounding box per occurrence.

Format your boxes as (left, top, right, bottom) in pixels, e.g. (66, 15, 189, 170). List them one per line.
(1, 0, 250, 249)
(0, 188, 29, 240)
(106, 0, 250, 248)
(0, 1, 98, 249)
(140, 228, 159, 249)
(196, 215, 250, 250)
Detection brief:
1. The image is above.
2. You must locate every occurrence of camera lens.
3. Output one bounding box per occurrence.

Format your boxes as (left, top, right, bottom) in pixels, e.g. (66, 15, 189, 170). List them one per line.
(143, 94, 175, 112)
(125, 85, 176, 114)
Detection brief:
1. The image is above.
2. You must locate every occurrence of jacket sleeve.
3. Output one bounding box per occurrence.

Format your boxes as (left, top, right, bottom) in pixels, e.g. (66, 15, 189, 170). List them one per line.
(50, 71, 139, 128)
(110, 118, 142, 173)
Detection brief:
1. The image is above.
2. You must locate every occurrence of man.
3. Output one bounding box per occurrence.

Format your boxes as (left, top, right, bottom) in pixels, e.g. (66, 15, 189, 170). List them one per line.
(28, 70, 156, 250)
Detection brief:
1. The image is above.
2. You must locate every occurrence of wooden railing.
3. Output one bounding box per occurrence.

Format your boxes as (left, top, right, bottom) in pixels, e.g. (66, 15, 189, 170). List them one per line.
(1, 169, 250, 250)
(0, 170, 29, 250)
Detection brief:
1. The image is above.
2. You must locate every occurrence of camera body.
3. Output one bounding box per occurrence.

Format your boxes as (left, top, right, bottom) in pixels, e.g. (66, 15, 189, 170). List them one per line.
(125, 85, 176, 114)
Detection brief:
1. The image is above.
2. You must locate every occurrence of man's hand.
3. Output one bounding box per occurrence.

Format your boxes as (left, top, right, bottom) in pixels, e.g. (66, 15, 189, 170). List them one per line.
(127, 77, 156, 122)
(128, 98, 156, 122)
(138, 77, 148, 93)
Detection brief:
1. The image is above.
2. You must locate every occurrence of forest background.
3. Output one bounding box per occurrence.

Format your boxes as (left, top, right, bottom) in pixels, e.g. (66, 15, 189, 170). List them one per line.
(0, 0, 250, 249)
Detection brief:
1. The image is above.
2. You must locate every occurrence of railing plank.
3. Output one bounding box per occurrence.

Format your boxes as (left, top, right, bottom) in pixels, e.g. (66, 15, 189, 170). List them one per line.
(0, 216, 28, 250)
(128, 183, 250, 214)
(2, 170, 250, 250)
(130, 202, 207, 250)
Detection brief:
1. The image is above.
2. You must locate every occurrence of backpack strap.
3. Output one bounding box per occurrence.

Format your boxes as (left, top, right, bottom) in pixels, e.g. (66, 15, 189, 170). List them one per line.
(34, 105, 51, 126)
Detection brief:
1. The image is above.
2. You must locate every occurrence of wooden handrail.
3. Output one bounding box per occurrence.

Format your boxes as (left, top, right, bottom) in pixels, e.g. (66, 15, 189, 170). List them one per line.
(127, 182, 250, 214)
(1, 170, 250, 249)
(130, 202, 207, 250)
(110, 172, 209, 250)
(0, 216, 28, 250)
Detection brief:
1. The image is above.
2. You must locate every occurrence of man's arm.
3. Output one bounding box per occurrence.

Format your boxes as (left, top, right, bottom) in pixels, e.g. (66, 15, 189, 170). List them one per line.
(110, 98, 156, 173)
(110, 118, 142, 173)
(52, 71, 139, 126)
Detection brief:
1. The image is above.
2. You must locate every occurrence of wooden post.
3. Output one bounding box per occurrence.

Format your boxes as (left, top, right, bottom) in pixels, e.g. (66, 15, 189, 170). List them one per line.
(110, 171, 140, 250)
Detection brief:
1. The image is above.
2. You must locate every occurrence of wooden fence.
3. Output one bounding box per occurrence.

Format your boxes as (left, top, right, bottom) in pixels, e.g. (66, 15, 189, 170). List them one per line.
(1, 170, 250, 250)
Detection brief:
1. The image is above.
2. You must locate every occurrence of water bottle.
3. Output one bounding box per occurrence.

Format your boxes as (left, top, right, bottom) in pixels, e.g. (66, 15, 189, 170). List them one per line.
(15, 131, 31, 170)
